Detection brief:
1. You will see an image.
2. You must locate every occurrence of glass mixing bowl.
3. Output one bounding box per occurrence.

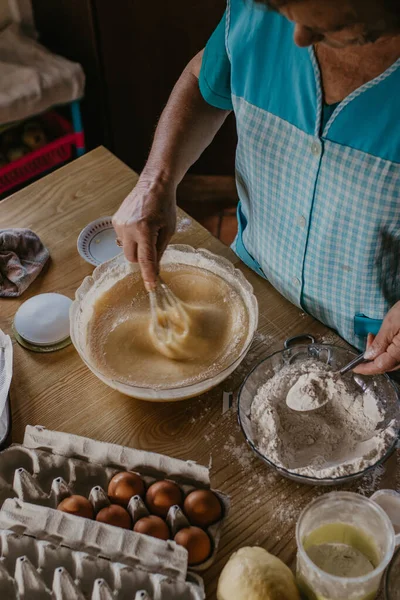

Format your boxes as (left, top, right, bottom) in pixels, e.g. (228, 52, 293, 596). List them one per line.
(70, 245, 258, 401)
(238, 336, 400, 486)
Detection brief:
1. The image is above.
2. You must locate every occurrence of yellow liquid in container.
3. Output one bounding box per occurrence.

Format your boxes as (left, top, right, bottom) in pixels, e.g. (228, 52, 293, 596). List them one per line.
(297, 523, 380, 600)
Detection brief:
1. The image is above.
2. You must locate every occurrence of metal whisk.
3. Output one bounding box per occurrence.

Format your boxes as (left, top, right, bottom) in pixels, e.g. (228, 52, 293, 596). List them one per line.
(149, 279, 190, 356)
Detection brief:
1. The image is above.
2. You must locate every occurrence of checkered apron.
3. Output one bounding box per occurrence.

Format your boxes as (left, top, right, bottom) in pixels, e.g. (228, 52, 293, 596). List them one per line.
(227, 2, 400, 349)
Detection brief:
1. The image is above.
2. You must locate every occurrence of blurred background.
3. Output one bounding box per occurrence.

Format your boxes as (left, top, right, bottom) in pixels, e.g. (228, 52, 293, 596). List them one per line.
(0, 0, 238, 245)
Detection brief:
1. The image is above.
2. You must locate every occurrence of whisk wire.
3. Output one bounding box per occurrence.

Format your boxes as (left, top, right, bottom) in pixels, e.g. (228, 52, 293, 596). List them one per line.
(149, 279, 190, 352)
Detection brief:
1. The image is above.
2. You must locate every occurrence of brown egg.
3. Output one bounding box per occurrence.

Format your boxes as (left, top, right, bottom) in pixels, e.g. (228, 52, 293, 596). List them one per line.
(96, 504, 132, 529)
(146, 480, 183, 518)
(184, 489, 222, 528)
(174, 526, 212, 565)
(134, 515, 170, 540)
(108, 471, 145, 507)
(57, 495, 94, 519)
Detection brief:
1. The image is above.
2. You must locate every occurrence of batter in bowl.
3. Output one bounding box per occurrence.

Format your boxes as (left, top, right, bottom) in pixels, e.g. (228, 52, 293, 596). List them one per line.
(87, 264, 249, 388)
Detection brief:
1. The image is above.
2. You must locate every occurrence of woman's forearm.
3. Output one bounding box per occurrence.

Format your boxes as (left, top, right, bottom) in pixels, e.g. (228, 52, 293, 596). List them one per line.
(142, 51, 231, 187)
(113, 51, 230, 287)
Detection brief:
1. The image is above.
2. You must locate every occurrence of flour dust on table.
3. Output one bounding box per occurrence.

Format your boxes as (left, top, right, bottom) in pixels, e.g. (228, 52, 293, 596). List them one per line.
(251, 360, 397, 479)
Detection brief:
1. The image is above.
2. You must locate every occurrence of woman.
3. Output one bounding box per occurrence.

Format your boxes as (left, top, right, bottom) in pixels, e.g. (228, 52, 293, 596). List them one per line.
(113, 0, 400, 375)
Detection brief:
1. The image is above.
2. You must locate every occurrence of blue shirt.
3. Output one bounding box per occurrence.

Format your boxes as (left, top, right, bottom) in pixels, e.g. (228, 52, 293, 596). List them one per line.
(199, 1, 400, 349)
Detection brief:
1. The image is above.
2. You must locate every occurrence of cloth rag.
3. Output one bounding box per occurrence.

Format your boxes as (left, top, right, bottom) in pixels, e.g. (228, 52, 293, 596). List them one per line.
(0, 228, 49, 297)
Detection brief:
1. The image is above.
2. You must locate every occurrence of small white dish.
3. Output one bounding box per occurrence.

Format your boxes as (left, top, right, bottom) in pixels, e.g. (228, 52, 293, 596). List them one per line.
(77, 217, 121, 266)
(14, 293, 72, 346)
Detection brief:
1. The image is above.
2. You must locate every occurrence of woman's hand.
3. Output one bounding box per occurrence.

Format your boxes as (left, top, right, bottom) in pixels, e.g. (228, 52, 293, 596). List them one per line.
(353, 301, 400, 375)
(113, 176, 177, 290)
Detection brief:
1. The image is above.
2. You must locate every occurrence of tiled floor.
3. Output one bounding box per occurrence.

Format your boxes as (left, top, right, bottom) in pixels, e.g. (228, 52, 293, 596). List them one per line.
(177, 174, 238, 246)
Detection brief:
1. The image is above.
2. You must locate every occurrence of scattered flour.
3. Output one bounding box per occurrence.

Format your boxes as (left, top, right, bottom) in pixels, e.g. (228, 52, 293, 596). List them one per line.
(251, 360, 398, 479)
(234, 331, 275, 377)
(176, 217, 192, 232)
(357, 464, 386, 496)
(223, 434, 254, 470)
(320, 332, 340, 345)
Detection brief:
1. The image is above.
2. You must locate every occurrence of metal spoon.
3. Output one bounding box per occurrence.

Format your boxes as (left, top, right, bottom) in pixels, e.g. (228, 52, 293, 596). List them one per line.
(338, 352, 367, 376)
(286, 352, 368, 412)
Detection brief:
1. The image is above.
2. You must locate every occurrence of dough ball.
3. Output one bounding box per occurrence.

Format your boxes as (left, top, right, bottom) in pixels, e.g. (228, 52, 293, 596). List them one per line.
(217, 547, 300, 600)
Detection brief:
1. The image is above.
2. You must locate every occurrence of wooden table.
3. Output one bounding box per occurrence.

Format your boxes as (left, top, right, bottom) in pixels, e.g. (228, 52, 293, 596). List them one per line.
(1, 147, 397, 598)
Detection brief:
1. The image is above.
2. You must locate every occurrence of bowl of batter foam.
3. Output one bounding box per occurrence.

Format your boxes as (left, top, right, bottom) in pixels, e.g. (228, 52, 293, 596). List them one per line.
(238, 339, 400, 485)
(71, 245, 258, 401)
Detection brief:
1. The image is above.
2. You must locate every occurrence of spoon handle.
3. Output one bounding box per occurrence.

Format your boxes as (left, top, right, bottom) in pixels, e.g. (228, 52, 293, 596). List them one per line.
(339, 353, 366, 376)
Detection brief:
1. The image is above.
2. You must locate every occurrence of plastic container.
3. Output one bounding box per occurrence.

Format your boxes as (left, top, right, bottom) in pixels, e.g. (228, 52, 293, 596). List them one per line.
(371, 490, 400, 546)
(296, 492, 395, 600)
(70, 245, 258, 401)
(385, 546, 400, 600)
(238, 335, 400, 485)
(0, 111, 80, 194)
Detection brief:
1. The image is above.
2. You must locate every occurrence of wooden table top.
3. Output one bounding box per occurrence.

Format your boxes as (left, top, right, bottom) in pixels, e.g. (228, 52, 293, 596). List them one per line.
(0, 147, 397, 598)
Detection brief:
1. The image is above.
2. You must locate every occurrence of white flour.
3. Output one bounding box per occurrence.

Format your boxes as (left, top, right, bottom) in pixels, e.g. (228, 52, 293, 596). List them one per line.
(251, 360, 398, 479)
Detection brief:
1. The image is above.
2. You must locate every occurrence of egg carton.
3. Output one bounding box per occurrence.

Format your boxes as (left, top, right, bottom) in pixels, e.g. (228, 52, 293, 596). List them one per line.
(0, 527, 204, 599)
(0, 426, 230, 573)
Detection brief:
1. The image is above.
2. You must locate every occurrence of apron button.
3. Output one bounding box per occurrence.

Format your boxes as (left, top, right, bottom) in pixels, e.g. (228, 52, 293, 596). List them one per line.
(298, 215, 306, 228)
(311, 140, 321, 156)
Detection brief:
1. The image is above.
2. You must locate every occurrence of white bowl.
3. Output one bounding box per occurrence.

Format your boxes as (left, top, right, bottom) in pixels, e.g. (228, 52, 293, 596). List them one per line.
(70, 245, 258, 401)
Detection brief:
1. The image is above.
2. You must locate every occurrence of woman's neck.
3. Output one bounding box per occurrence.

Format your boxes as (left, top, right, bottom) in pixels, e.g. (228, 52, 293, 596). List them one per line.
(315, 36, 400, 104)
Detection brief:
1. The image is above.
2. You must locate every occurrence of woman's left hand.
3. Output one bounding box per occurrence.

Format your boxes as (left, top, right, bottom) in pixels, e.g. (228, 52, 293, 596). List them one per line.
(353, 301, 400, 375)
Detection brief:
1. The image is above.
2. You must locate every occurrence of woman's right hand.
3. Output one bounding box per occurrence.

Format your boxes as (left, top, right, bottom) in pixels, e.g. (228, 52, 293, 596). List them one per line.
(113, 175, 177, 290)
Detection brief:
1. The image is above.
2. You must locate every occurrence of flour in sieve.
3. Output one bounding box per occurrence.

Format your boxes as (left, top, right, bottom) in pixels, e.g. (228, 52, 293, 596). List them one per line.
(251, 360, 398, 479)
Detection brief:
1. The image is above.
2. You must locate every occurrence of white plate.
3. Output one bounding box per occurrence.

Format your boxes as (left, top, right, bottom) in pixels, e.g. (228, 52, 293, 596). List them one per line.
(77, 217, 121, 266)
(14, 293, 72, 346)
